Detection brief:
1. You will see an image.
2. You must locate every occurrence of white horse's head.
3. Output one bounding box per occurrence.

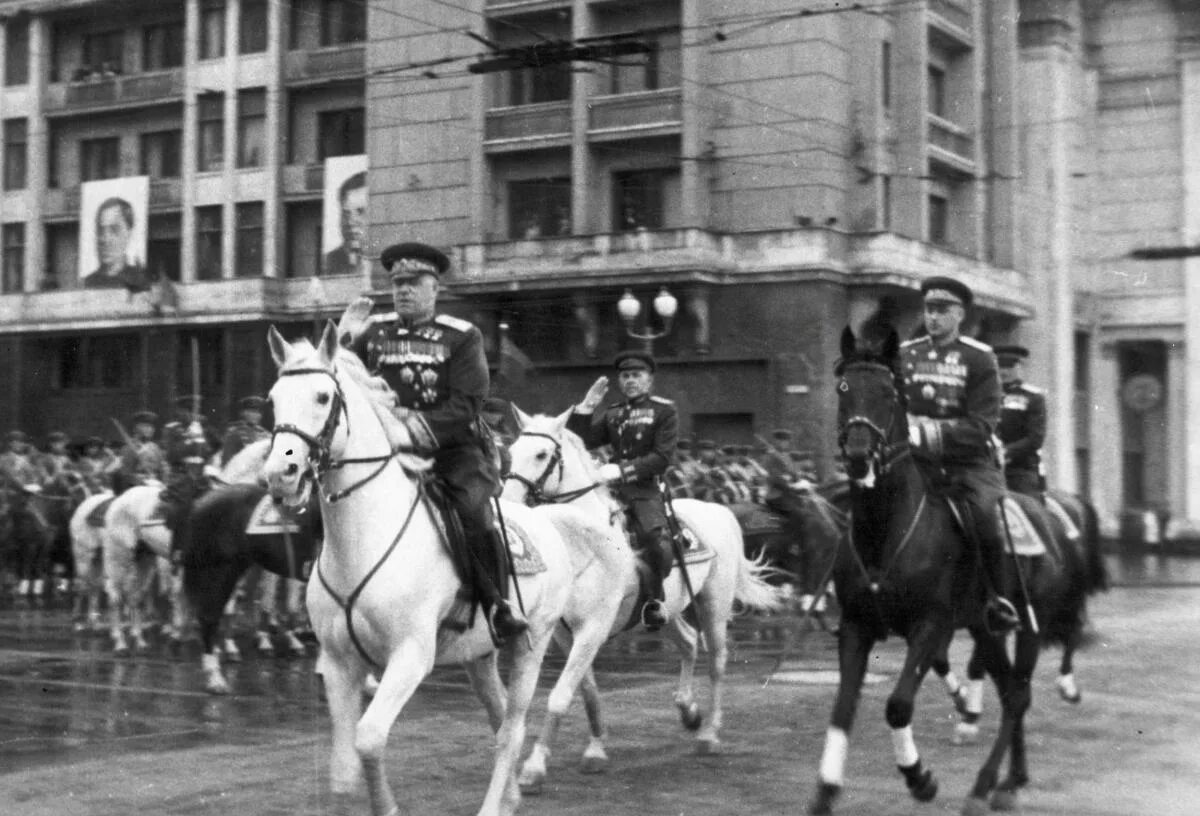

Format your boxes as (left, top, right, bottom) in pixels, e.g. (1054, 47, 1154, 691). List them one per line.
(503, 407, 600, 505)
(263, 321, 343, 508)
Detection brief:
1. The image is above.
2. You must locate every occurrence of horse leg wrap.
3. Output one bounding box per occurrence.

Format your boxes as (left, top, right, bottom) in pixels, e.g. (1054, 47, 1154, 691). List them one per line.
(898, 759, 938, 802)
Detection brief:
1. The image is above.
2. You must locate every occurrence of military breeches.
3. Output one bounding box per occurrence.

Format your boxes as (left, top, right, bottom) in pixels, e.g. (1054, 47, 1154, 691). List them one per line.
(432, 444, 500, 541)
(1005, 468, 1042, 499)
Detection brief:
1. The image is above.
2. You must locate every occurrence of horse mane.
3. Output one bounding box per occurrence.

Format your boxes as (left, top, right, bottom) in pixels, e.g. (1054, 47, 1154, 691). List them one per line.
(221, 438, 270, 484)
(522, 414, 625, 526)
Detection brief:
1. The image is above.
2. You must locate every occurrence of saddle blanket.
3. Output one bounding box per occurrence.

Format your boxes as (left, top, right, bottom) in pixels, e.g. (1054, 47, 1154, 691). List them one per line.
(676, 525, 715, 566)
(86, 496, 116, 527)
(502, 518, 547, 576)
(246, 494, 302, 535)
(1000, 496, 1047, 557)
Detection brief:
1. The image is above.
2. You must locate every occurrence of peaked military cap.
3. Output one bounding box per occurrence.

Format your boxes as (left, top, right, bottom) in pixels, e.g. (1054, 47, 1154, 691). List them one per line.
(613, 349, 656, 373)
(697, 439, 716, 451)
(238, 396, 266, 411)
(6, 429, 28, 443)
(993, 345, 1030, 366)
(921, 276, 973, 308)
(382, 242, 450, 280)
(46, 431, 68, 444)
(132, 410, 159, 425)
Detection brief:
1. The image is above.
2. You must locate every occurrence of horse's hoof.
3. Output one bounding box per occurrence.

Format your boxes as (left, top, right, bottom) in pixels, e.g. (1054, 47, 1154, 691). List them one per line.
(113, 643, 129, 656)
(808, 781, 840, 815)
(679, 703, 703, 732)
(694, 737, 722, 756)
(517, 774, 544, 796)
(953, 722, 980, 745)
(990, 789, 1018, 811)
(579, 755, 608, 775)
(909, 769, 938, 802)
(961, 796, 990, 816)
(205, 675, 231, 696)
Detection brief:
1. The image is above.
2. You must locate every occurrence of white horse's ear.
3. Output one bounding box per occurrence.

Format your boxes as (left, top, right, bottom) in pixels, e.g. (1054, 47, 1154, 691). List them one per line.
(267, 325, 290, 368)
(553, 405, 573, 430)
(317, 319, 339, 364)
(514, 404, 535, 430)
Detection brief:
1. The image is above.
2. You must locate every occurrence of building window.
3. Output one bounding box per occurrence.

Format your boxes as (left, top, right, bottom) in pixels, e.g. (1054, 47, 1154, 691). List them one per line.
(881, 41, 892, 110)
(81, 137, 121, 181)
(609, 29, 680, 94)
(198, 94, 225, 171)
(2, 223, 24, 293)
(81, 30, 124, 77)
(45, 222, 78, 291)
(140, 130, 181, 178)
(148, 214, 181, 283)
(143, 22, 184, 71)
(56, 334, 138, 390)
(200, 0, 226, 60)
(4, 18, 29, 87)
(285, 200, 322, 278)
(4, 119, 27, 190)
(237, 89, 266, 168)
(927, 64, 946, 117)
(320, 0, 366, 46)
(235, 202, 264, 277)
(508, 178, 571, 239)
(196, 205, 223, 280)
(928, 194, 949, 245)
(47, 123, 61, 188)
(880, 174, 891, 231)
(613, 169, 672, 231)
(240, 0, 269, 53)
(510, 64, 571, 106)
(177, 329, 226, 394)
(317, 107, 365, 159)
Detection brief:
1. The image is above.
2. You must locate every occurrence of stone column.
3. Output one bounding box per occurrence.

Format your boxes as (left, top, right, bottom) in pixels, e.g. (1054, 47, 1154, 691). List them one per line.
(1088, 341, 1121, 535)
(262, 0, 283, 278)
(569, 0, 591, 233)
(1179, 55, 1200, 534)
(1166, 340, 1187, 533)
(181, 0, 200, 284)
(221, 0, 240, 279)
(1017, 0, 1078, 492)
(23, 15, 48, 292)
(679, 0, 704, 227)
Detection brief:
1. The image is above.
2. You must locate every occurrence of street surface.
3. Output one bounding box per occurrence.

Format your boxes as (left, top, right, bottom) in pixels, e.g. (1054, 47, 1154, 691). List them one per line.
(2, 552, 1199, 816)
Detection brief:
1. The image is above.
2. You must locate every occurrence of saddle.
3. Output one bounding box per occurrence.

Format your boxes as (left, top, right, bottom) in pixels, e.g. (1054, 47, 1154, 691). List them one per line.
(86, 496, 116, 527)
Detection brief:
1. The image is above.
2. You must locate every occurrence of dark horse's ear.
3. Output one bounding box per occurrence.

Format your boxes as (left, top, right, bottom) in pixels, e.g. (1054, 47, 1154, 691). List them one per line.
(840, 325, 857, 361)
(881, 328, 900, 362)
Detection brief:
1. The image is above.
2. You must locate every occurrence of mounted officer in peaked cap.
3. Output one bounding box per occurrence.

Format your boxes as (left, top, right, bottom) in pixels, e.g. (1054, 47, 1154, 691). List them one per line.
(900, 276, 1019, 633)
(336, 240, 528, 642)
(993, 345, 1047, 500)
(568, 349, 678, 629)
(110, 411, 167, 495)
(160, 395, 216, 531)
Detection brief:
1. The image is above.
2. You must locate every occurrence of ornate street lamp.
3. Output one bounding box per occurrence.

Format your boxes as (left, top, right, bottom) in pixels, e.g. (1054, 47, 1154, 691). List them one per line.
(618, 287, 677, 352)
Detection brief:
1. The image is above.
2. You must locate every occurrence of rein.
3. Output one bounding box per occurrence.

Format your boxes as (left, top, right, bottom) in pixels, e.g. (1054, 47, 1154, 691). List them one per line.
(505, 430, 601, 505)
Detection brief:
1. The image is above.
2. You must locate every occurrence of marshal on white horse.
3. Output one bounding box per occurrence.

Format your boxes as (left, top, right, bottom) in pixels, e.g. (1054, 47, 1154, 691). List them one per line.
(262, 322, 574, 816)
(503, 410, 787, 793)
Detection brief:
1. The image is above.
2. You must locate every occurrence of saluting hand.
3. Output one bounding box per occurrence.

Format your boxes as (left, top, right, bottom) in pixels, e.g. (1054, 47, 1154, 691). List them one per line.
(578, 376, 610, 413)
(336, 296, 375, 347)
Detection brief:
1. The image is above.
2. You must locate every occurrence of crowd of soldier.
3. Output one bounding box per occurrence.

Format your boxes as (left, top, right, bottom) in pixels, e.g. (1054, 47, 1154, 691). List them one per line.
(666, 430, 823, 506)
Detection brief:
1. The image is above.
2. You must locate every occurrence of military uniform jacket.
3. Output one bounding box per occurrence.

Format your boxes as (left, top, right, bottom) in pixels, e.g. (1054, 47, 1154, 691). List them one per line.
(38, 452, 76, 483)
(351, 313, 488, 450)
(998, 380, 1046, 473)
(220, 420, 270, 466)
(567, 394, 678, 500)
(900, 334, 1001, 465)
(0, 451, 46, 489)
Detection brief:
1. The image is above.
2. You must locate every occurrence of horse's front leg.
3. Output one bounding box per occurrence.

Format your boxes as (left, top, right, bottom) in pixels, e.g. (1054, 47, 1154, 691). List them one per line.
(664, 615, 703, 731)
(887, 618, 944, 802)
(1055, 628, 1082, 703)
(962, 627, 1021, 816)
(577, 667, 609, 773)
(464, 649, 507, 733)
(317, 649, 368, 795)
(989, 629, 1037, 812)
(693, 593, 728, 754)
(808, 618, 875, 816)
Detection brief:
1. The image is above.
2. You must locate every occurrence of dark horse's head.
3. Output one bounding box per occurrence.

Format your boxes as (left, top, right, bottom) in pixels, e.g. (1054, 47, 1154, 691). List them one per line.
(836, 325, 907, 487)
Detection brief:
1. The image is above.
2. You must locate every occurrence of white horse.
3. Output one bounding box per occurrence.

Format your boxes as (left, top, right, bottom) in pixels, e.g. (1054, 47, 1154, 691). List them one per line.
(262, 322, 575, 816)
(503, 410, 787, 793)
(69, 490, 114, 632)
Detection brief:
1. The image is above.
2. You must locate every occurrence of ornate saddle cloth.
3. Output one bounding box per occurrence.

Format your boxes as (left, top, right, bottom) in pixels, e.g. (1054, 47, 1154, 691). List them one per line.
(86, 496, 116, 527)
(245, 493, 302, 536)
(674, 523, 715, 566)
(1000, 495, 1047, 557)
(501, 513, 547, 576)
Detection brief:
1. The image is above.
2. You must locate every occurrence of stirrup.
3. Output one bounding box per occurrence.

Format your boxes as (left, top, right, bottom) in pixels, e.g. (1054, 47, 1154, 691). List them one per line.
(491, 601, 529, 640)
(641, 600, 668, 630)
(985, 596, 1020, 634)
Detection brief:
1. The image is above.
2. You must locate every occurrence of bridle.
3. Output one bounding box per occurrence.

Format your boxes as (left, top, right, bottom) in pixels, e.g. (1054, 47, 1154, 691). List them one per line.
(835, 361, 912, 479)
(504, 430, 599, 505)
(271, 365, 410, 504)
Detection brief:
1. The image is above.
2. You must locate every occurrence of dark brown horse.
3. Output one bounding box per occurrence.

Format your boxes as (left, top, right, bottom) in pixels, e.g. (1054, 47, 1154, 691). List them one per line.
(807, 327, 1097, 816)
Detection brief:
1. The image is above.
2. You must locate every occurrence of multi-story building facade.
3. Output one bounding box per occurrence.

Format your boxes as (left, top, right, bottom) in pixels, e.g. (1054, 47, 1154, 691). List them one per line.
(0, 1, 1056, 500)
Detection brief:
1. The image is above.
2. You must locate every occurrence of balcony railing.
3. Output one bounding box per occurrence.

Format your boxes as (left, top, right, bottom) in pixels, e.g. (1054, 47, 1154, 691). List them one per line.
(927, 113, 975, 171)
(284, 45, 367, 83)
(485, 0, 571, 11)
(484, 101, 571, 145)
(587, 88, 683, 137)
(44, 178, 183, 217)
(929, 0, 972, 32)
(45, 69, 184, 112)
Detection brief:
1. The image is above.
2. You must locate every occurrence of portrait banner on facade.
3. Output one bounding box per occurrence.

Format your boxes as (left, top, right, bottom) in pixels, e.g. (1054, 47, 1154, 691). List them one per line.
(79, 176, 151, 292)
(322, 154, 369, 282)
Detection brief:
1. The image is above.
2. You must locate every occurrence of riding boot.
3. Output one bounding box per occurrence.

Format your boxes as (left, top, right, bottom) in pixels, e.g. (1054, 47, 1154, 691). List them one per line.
(979, 512, 1020, 634)
(482, 529, 528, 641)
(639, 531, 674, 630)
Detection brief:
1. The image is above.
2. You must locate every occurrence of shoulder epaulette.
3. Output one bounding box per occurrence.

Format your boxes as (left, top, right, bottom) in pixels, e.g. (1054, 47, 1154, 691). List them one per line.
(899, 336, 931, 349)
(434, 314, 473, 332)
(1022, 384, 1046, 395)
(960, 336, 993, 352)
(650, 395, 675, 405)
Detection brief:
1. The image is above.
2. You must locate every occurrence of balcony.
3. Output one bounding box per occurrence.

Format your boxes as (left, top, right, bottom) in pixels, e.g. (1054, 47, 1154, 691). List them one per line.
(0, 273, 368, 331)
(484, 102, 571, 150)
(927, 114, 975, 175)
(282, 163, 324, 196)
(44, 69, 184, 114)
(44, 179, 183, 218)
(928, 0, 973, 36)
(284, 45, 367, 84)
(587, 89, 682, 140)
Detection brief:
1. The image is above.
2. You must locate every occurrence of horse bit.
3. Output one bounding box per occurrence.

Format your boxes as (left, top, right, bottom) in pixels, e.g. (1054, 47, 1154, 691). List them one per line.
(504, 431, 599, 505)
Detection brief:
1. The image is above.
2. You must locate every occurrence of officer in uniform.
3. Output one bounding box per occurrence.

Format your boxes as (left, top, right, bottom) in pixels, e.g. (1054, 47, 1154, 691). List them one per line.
(569, 350, 678, 628)
(900, 276, 1019, 632)
(78, 436, 114, 492)
(339, 241, 528, 641)
(0, 430, 46, 491)
(38, 431, 75, 484)
(762, 429, 799, 506)
(161, 400, 214, 531)
(110, 411, 167, 495)
(220, 396, 271, 467)
(993, 345, 1047, 500)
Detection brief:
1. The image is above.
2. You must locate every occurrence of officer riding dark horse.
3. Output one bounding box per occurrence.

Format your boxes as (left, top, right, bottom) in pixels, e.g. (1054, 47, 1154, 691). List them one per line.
(338, 241, 528, 642)
(568, 349, 677, 630)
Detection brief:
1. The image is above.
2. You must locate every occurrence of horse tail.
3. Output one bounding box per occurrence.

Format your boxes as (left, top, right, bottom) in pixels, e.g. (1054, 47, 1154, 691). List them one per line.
(728, 511, 789, 613)
(1080, 498, 1109, 594)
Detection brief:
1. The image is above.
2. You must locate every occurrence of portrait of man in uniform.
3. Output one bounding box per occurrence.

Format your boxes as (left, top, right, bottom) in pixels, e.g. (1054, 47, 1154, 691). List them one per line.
(322, 155, 368, 278)
(78, 177, 150, 291)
